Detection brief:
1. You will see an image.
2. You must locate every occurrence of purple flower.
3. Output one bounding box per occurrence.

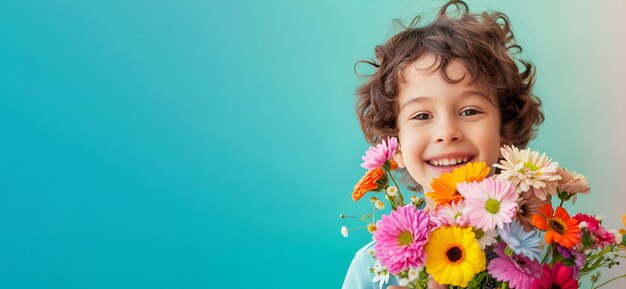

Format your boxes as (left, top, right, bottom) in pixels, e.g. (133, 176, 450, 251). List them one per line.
(556, 245, 585, 277)
(488, 242, 543, 289)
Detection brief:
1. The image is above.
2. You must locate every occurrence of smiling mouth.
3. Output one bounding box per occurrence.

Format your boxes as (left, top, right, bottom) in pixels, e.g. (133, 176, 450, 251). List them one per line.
(425, 156, 475, 168)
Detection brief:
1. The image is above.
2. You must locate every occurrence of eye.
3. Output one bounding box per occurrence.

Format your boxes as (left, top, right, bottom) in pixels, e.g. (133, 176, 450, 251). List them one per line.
(460, 108, 480, 116)
(411, 113, 432, 120)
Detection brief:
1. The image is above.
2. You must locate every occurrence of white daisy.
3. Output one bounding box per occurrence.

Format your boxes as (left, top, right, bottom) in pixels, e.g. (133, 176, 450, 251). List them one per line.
(386, 186, 398, 196)
(493, 145, 561, 200)
(474, 228, 498, 249)
(371, 263, 390, 289)
(375, 200, 385, 210)
(408, 267, 419, 281)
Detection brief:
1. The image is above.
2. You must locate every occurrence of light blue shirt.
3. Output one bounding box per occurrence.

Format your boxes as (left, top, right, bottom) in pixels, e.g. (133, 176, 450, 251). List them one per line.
(342, 241, 399, 289)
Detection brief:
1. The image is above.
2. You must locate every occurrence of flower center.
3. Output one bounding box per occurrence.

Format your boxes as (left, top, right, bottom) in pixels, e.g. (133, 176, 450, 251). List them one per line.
(519, 202, 529, 216)
(550, 285, 562, 289)
(504, 246, 515, 257)
(445, 246, 464, 264)
(485, 199, 500, 214)
(518, 161, 541, 173)
(474, 229, 484, 239)
(548, 218, 567, 234)
(398, 231, 413, 246)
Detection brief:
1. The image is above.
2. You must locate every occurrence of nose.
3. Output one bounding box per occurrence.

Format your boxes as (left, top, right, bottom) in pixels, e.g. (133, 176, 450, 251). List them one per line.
(432, 116, 463, 143)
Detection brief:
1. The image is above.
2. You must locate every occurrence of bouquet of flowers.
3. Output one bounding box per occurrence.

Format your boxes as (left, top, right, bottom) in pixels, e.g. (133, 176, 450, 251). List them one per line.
(341, 137, 626, 289)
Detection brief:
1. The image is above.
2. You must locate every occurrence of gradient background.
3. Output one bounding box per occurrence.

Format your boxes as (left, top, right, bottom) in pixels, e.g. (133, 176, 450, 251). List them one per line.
(1, 1, 624, 288)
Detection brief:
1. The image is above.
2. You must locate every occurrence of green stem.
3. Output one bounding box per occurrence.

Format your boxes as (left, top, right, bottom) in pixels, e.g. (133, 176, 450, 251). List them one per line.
(541, 244, 552, 264)
(371, 204, 376, 223)
(500, 282, 509, 289)
(388, 172, 404, 205)
(581, 246, 616, 273)
(558, 199, 564, 207)
(593, 273, 626, 289)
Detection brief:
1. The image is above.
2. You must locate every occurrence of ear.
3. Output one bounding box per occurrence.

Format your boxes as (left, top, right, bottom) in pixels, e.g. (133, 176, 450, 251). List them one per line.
(393, 145, 406, 168)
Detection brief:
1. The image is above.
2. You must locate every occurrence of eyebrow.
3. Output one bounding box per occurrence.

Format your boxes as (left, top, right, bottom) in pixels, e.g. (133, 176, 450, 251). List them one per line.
(400, 90, 490, 111)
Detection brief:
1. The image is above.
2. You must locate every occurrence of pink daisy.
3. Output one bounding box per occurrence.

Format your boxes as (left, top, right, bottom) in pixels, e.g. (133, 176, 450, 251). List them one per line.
(488, 242, 543, 289)
(530, 263, 577, 289)
(373, 205, 430, 275)
(556, 168, 590, 204)
(573, 213, 616, 249)
(361, 137, 398, 171)
(458, 178, 518, 231)
(430, 200, 469, 227)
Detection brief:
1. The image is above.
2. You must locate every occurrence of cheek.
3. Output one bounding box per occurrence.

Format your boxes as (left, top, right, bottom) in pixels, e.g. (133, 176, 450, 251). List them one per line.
(475, 129, 502, 165)
(400, 130, 427, 161)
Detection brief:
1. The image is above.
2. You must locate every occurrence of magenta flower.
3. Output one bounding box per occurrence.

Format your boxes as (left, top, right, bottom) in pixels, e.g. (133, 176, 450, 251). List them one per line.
(361, 137, 398, 171)
(573, 213, 616, 249)
(458, 178, 518, 231)
(530, 263, 577, 289)
(488, 242, 543, 289)
(373, 205, 430, 275)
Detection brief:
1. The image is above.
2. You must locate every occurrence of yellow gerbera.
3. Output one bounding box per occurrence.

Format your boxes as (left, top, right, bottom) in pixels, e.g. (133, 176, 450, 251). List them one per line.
(425, 162, 490, 206)
(424, 226, 486, 287)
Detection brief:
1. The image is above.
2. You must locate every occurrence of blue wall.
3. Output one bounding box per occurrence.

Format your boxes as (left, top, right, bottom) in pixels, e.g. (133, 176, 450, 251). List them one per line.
(1, 1, 624, 288)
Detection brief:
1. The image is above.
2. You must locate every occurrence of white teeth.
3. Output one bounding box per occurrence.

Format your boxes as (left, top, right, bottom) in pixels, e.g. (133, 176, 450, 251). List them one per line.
(428, 157, 471, 167)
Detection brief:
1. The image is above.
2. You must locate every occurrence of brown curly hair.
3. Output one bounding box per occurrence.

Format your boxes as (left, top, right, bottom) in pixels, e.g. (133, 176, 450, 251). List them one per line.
(354, 0, 544, 150)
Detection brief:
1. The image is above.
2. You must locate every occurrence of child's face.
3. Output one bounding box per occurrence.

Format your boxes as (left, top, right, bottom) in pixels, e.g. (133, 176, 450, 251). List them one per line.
(393, 54, 503, 193)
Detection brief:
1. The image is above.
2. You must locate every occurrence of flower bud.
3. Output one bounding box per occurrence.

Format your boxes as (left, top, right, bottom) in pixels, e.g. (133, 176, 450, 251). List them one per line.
(609, 229, 623, 244)
(341, 226, 349, 237)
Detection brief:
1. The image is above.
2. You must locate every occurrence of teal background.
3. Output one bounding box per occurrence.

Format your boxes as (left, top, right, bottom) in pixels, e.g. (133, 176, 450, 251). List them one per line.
(1, 1, 624, 288)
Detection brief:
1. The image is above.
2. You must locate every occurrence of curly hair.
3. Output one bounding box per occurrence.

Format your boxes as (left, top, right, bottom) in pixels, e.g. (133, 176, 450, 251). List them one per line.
(354, 0, 544, 150)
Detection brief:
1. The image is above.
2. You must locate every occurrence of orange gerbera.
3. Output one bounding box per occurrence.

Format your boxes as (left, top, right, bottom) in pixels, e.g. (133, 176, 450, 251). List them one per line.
(352, 168, 385, 201)
(620, 215, 626, 235)
(531, 204, 581, 249)
(425, 162, 490, 206)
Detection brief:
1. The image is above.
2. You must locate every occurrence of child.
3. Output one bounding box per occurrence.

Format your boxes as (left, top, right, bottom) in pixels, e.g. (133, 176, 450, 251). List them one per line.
(343, 1, 544, 288)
